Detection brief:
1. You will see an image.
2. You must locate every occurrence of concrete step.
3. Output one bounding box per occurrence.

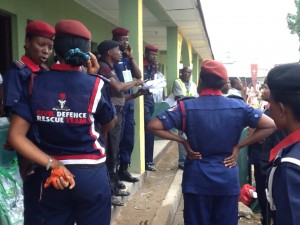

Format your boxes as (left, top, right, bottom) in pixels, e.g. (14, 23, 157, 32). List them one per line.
(151, 169, 183, 225)
(110, 139, 180, 223)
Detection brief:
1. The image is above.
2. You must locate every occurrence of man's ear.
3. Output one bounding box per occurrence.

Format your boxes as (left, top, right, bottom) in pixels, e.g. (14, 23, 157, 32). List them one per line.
(279, 102, 287, 117)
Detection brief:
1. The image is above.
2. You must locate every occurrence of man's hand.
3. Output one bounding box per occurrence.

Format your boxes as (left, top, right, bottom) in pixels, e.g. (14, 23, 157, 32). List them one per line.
(132, 89, 146, 99)
(136, 89, 146, 96)
(135, 79, 144, 86)
(86, 52, 100, 74)
(125, 44, 133, 58)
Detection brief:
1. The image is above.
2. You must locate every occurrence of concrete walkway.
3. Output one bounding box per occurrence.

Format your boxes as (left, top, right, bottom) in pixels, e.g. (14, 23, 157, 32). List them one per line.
(111, 139, 184, 225)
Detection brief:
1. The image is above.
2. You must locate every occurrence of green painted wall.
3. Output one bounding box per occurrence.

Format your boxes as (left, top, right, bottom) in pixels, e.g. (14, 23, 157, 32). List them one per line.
(181, 39, 190, 67)
(0, 0, 115, 59)
(166, 27, 179, 94)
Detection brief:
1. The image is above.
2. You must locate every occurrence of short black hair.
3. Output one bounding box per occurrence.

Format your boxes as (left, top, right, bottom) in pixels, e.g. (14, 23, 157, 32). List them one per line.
(229, 77, 239, 86)
(199, 71, 226, 90)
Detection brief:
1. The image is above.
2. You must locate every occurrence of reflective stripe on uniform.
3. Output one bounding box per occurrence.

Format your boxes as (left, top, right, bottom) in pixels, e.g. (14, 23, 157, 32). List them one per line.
(267, 157, 300, 211)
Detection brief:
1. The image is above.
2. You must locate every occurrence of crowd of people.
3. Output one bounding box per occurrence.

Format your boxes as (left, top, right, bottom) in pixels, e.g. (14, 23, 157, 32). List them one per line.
(2, 19, 164, 224)
(2, 18, 300, 225)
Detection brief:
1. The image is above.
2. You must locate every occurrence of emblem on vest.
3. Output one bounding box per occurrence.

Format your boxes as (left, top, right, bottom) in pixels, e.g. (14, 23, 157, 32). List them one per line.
(53, 93, 70, 111)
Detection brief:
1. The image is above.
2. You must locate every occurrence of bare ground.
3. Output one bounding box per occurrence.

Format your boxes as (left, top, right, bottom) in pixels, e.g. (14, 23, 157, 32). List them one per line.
(112, 142, 179, 225)
(112, 141, 262, 225)
(238, 214, 262, 225)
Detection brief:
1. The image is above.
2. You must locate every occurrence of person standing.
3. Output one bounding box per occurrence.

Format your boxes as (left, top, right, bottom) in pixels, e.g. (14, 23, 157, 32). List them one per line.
(112, 27, 142, 183)
(143, 44, 159, 171)
(266, 63, 300, 225)
(228, 77, 246, 100)
(172, 66, 198, 169)
(248, 79, 287, 225)
(147, 59, 276, 225)
(8, 20, 116, 225)
(3, 20, 55, 225)
(97, 40, 143, 206)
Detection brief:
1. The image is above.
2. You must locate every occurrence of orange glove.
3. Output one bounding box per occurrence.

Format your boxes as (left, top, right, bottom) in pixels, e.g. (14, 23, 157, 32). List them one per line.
(44, 168, 65, 189)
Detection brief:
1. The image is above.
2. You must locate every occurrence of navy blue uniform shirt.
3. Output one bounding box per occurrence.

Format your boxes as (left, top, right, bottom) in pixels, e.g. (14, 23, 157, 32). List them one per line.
(272, 142, 300, 225)
(3, 56, 46, 113)
(113, 54, 134, 110)
(156, 94, 262, 195)
(13, 64, 115, 165)
(114, 54, 133, 95)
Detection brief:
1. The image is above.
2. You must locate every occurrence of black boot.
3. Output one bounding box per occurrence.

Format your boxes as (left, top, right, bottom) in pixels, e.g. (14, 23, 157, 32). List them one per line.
(117, 180, 126, 189)
(118, 164, 139, 183)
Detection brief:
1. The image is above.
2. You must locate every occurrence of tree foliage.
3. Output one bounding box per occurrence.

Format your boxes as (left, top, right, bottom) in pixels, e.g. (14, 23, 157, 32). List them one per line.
(287, 0, 300, 41)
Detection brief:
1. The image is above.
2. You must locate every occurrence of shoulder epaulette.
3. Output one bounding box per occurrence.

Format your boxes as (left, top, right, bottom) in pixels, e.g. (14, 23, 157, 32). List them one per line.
(13, 60, 26, 69)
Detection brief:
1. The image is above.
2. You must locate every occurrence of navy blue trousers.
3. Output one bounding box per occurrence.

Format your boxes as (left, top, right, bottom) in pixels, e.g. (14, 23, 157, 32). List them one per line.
(119, 102, 135, 164)
(40, 165, 111, 225)
(144, 101, 155, 163)
(183, 193, 238, 225)
(23, 167, 43, 225)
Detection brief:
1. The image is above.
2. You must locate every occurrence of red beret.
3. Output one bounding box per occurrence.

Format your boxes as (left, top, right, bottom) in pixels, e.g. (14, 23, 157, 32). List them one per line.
(112, 27, 129, 36)
(201, 59, 228, 80)
(55, 20, 91, 40)
(26, 20, 55, 40)
(145, 44, 159, 52)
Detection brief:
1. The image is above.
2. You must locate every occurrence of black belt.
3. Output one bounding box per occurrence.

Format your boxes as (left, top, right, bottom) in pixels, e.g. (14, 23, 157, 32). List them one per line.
(65, 161, 106, 168)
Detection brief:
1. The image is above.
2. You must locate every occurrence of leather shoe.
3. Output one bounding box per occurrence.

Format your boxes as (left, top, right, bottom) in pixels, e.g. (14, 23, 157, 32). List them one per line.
(178, 163, 184, 170)
(114, 189, 130, 197)
(145, 162, 156, 171)
(111, 196, 124, 207)
(119, 170, 139, 183)
(118, 181, 126, 189)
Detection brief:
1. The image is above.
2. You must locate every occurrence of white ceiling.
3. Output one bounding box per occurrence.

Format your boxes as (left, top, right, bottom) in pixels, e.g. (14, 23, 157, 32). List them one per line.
(74, 0, 213, 60)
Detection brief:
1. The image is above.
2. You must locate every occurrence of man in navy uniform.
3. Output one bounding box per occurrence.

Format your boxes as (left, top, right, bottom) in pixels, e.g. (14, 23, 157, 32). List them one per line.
(112, 27, 142, 182)
(143, 44, 159, 171)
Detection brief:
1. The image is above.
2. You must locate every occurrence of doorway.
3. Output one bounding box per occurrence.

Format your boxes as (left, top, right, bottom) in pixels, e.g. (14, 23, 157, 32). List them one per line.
(0, 13, 12, 75)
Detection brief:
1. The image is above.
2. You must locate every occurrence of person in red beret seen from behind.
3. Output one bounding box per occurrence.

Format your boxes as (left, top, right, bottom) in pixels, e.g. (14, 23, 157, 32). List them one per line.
(147, 59, 276, 225)
(8, 20, 116, 225)
(112, 27, 142, 184)
(2, 20, 55, 225)
(143, 44, 160, 171)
